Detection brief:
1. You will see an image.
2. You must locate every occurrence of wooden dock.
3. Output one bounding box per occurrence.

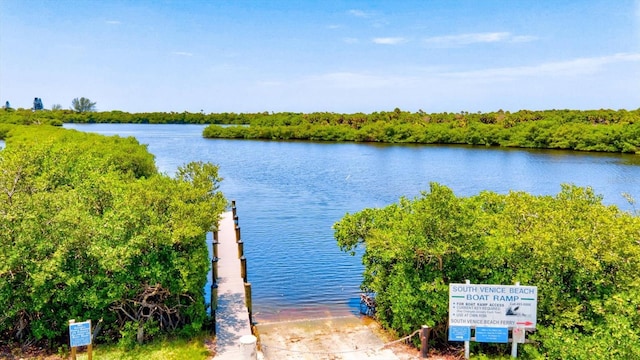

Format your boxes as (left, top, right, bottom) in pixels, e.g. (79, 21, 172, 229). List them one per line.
(212, 207, 254, 359)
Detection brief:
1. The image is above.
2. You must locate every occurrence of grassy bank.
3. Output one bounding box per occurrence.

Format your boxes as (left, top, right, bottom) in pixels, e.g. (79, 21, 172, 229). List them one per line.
(3, 334, 214, 360)
(74, 335, 213, 360)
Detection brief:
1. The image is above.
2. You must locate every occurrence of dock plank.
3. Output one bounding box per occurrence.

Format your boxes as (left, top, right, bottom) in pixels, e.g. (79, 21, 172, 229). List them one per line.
(214, 211, 252, 358)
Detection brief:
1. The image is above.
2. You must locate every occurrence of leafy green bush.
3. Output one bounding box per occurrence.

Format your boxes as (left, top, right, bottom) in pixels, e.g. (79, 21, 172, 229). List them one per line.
(334, 183, 640, 358)
(0, 126, 226, 347)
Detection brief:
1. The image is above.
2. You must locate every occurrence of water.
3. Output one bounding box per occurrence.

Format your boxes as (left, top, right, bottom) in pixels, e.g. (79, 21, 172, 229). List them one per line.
(62, 123, 640, 322)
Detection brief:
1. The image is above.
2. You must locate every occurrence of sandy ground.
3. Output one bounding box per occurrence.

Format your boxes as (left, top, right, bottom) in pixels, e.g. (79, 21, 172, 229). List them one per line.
(2, 316, 457, 359)
(255, 315, 456, 360)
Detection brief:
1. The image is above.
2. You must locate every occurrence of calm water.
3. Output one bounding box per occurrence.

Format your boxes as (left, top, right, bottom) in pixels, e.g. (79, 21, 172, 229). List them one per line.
(63, 123, 640, 322)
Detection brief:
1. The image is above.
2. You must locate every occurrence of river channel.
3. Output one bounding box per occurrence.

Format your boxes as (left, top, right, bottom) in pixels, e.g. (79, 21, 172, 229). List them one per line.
(63, 123, 640, 323)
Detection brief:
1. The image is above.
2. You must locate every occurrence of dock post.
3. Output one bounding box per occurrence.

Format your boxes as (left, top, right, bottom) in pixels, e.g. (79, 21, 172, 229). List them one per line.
(212, 230, 219, 282)
(240, 256, 247, 283)
(237, 239, 244, 258)
(212, 256, 218, 283)
(239, 335, 257, 360)
(213, 231, 219, 258)
(235, 225, 241, 242)
(211, 283, 218, 335)
(231, 201, 238, 228)
(232, 200, 239, 224)
(245, 282, 253, 324)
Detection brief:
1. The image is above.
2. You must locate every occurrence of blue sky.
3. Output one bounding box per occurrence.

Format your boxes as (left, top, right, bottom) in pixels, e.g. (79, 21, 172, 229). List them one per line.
(1, 0, 639, 113)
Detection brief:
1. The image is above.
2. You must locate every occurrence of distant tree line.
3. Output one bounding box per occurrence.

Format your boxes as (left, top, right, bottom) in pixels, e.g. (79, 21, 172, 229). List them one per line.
(203, 108, 640, 154)
(2, 107, 640, 153)
(0, 108, 261, 125)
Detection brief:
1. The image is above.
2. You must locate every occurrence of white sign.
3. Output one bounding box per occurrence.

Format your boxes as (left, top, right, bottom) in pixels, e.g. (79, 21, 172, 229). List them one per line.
(449, 283, 537, 328)
(512, 326, 526, 343)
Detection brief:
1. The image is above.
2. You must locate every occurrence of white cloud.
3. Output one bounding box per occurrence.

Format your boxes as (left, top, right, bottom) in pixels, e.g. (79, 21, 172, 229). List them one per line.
(303, 72, 412, 89)
(372, 37, 407, 45)
(105, 20, 121, 25)
(444, 53, 640, 80)
(245, 53, 639, 113)
(347, 9, 387, 27)
(423, 32, 536, 46)
(348, 9, 373, 18)
(290, 53, 640, 101)
(172, 51, 193, 57)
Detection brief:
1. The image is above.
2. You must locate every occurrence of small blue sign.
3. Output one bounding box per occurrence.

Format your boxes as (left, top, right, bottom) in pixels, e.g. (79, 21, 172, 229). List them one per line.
(69, 321, 92, 347)
(448, 326, 471, 341)
(475, 327, 509, 343)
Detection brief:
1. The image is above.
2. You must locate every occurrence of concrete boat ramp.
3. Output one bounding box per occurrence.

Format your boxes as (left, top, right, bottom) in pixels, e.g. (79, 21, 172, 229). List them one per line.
(211, 204, 416, 359)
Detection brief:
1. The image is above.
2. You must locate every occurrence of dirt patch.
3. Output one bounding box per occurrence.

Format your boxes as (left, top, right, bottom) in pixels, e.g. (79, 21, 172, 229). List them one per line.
(255, 315, 456, 360)
(0, 344, 64, 360)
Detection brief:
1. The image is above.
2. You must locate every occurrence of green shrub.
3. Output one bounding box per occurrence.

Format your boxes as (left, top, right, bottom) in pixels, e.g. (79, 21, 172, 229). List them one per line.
(0, 126, 227, 347)
(335, 183, 640, 358)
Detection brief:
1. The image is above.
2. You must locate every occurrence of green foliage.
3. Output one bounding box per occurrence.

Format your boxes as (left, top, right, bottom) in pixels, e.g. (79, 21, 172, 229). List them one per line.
(334, 183, 640, 358)
(72, 332, 212, 360)
(0, 126, 226, 347)
(118, 321, 143, 351)
(3, 107, 640, 153)
(2, 109, 271, 125)
(202, 109, 640, 153)
(0, 108, 67, 126)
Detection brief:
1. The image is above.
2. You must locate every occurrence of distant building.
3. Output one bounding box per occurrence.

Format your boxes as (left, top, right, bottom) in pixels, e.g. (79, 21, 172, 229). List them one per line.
(33, 97, 43, 110)
(4, 101, 9, 109)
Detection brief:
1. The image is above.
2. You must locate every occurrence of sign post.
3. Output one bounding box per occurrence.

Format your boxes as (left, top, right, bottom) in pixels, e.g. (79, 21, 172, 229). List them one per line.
(463, 279, 470, 360)
(69, 319, 93, 360)
(449, 282, 538, 359)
